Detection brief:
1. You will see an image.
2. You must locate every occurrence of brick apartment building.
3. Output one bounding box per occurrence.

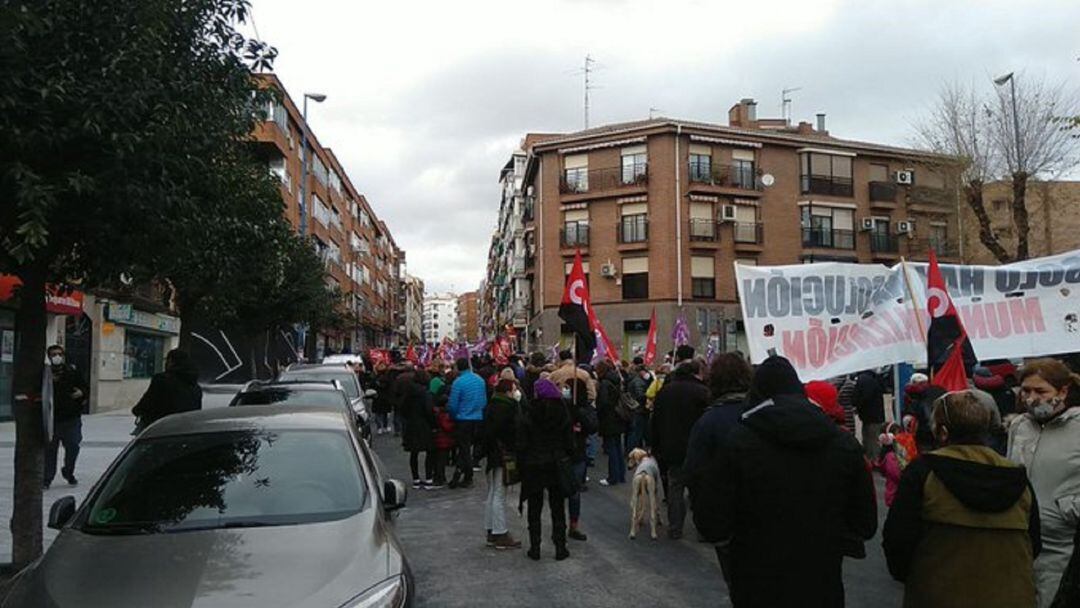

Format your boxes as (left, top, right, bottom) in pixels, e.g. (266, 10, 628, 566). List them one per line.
(504, 99, 959, 357)
(961, 180, 1080, 264)
(457, 291, 480, 342)
(251, 73, 404, 356)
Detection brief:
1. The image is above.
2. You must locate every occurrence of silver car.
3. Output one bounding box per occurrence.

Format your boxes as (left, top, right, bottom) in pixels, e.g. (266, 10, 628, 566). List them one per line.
(4, 406, 413, 608)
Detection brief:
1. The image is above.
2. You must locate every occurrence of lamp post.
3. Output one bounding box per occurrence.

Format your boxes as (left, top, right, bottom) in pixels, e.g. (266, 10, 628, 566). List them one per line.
(993, 72, 1022, 173)
(299, 92, 327, 236)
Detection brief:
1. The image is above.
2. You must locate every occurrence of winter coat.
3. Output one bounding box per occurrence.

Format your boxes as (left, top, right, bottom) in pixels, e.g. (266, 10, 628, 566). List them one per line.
(627, 372, 651, 407)
(548, 361, 596, 402)
(883, 444, 1040, 608)
(596, 370, 628, 438)
(567, 397, 598, 464)
(693, 393, 877, 608)
(1009, 407, 1080, 608)
(373, 372, 395, 415)
(447, 370, 486, 421)
(684, 391, 747, 490)
(649, 367, 710, 469)
(50, 364, 88, 422)
(875, 450, 903, 508)
(402, 382, 436, 453)
(482, 394, 519, 471)
(516, 397, 573, 469)
(903, 381, 946, 449)
(853, 370, 885, 424)
(433, 406, 455, 450)
(132, 362, 202, 427)
(521, 367, 543, 404)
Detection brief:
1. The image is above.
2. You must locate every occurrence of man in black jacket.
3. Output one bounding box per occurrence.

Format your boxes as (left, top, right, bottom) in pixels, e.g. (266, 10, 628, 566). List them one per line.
(694, 356, 877, 607)
(44, 344, 88, 488)
(132, 349, 202, 429)
(650, 353, 710, 540)
(853, 369, 886, 459)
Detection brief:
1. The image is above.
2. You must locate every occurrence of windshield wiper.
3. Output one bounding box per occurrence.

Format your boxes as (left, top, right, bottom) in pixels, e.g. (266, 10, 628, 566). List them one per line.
(165, 519, 285, 533)
(82, 522, 161, 535)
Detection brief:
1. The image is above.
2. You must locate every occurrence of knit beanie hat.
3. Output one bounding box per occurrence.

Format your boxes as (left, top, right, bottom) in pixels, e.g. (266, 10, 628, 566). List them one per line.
(749, 356, 805, 404)
(534, 378, 562, 401)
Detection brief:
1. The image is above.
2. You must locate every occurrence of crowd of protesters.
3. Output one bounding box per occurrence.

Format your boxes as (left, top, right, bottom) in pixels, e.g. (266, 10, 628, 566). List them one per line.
(358, 345, 1080, 607)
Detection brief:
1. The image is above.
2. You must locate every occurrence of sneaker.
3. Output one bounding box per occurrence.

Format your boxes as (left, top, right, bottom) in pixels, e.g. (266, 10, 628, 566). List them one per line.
(43, 481, 51, 490)
(426, 482, 445, 490)
(568, 528, 588, 542)
(527, 547, 541, 561)
(412, 480, 422, 489)
(472, 466, 482, 472)
(62, 472, 78, 486)
(599, 479, 612, 487)
(493, 533, 522, 550)
(423, 479, 433, 486)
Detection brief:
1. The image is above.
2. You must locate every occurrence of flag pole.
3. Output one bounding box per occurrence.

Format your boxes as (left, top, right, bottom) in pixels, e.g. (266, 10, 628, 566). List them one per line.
(900, 257, 927, 345)
(571, 338, 578, 404)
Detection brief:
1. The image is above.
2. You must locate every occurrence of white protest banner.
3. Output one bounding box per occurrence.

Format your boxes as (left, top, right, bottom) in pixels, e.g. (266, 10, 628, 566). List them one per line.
(735, 250, 1080, 380)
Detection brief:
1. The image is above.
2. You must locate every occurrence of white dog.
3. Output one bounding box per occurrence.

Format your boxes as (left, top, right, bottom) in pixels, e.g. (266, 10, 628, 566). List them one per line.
(627, 448, 662, 540)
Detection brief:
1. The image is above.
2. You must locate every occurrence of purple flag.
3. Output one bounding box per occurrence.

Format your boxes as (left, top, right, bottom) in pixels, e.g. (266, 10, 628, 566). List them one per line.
(418, 345, 431, 367)
(705, 339, 717, 364)
(548, 343, 559, 364)
(469, 339, 490, 357)
(590, 329, 606, 365)
(453, 342, 470, 362)
(672, 314, 690, 347)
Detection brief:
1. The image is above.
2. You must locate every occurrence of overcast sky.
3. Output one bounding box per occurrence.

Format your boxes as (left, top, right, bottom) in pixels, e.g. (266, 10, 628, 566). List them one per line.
(246, 0, 1079, 294)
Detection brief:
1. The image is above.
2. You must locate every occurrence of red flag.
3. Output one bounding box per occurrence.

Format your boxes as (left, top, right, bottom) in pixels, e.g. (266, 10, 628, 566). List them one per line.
(587, 306, 619, 364)
(644, 308, 658, 366)
(405, 344, 418, 364)
(926, 251, 975, 391)
(559, 250, 596, 362)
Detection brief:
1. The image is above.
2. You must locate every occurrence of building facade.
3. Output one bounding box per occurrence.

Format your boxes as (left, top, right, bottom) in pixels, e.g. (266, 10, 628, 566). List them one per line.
(457, 291, 480, 342)
(962, 180, 1080, 264)
(402, 273, 425, 344)
(422, 294, 458, 345)
(502, 99, 958, 359)
(482, 152, 532, 340)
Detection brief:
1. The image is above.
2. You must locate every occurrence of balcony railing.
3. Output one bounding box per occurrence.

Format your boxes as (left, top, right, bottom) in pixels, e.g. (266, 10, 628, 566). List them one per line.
(689, 219, 719, 242)
(560, 164, 649, 194)
(869, 181, 897, 202)
(801, 175, 854, 197)
(688, 163, 760, 190)
(618, 215, 649, 243)
(560, 223, 590, 247)
(733, 222, 764, 244)
(869, 232, 900, 253)
(802, 227, 855, 250)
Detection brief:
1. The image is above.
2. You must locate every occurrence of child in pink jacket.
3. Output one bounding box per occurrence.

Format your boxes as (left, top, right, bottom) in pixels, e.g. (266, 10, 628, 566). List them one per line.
(875, 429, 903, 508)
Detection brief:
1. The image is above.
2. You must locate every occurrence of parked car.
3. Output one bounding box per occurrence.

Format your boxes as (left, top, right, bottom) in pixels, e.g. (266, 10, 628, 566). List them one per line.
(3, 405, 413, 608)
(229, 380, 370, 440)
(278, 365, 372, 439)
(322, 354, 365, 371)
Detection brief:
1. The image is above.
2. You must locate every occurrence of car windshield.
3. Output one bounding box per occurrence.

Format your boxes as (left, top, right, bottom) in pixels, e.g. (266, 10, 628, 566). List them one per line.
(233, 389, 347, 408)
(280, 370, 359, 399)
(81, 429, 365, 534)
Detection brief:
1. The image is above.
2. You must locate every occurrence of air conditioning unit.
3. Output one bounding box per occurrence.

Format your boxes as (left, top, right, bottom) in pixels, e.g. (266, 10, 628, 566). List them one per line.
(526, 185, 535, 196)
(895, 170, 914, 185)
(895, 220, 914, 236)
(600, 263, 617, 278)
(859, 218, 875, 231)
(720, 205, 738, 222)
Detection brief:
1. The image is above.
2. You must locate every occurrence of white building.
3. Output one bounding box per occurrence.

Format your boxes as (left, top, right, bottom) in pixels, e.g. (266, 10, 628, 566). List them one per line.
(481, 150, 532, 345)
(422, 293, 458, 345)
(402, 274, 425, 344)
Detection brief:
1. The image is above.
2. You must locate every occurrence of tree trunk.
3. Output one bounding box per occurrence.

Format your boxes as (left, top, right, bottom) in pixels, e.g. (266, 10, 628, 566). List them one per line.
(1011, 171, 1031, 261)
(964, 180, 1012, 263)
(10, 263, 47, 567)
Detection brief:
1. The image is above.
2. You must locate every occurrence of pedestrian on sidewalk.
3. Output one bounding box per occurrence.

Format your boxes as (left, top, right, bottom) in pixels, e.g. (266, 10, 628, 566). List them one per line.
(517, 378, 574, 561)
(853, 369, 886, 460)
(44, 344, 88, 488)
(482, 378, 522, 550)
(884, 390, 1040, 608)
(402, 369, 436, 489)
(566, 378, 598, 542)
(131, 349, 202, 431)
(447, 358, 486, 489)
(595, 359, 628, 487)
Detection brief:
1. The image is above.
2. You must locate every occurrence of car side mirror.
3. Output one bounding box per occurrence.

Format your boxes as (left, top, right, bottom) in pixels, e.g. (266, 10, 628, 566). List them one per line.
(364, 389, 377, 399)
(383, 479, 407, 512)
(48, 496, 77, 530)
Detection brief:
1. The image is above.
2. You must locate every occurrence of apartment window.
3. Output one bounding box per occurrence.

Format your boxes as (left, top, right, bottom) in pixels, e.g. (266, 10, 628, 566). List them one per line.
(124, 331, 165, 379)
(311, 154, 329, 187)
(869, 217, 897, 253)
(801, 206, 855, 249)
(622, 257, 649, 300)
(689, 201, 717, 240)
(732, 150, 756, 189)
(732, 205, 760, 243)
(691, 256, 716, 299)
(312, 194, 331, 226)
(268, 157, 291, 192)
(562, 209, 589, 247)
(564, 154, 589, 192)
(919, 168, 946, 189)
(869, 163, 889, 182)
(929, 223, 948, 251)
(621, 145, 647, 184)
(619, 203, 648, 243)
(800, 152, 854, 196)
(689, 144, 712, 181)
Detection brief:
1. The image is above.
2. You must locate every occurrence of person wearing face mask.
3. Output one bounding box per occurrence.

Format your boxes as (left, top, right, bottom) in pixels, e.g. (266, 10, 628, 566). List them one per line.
(44, 345, 88, 488)
(131, 348, 202, 431)
(1007, 358, 1080, 608)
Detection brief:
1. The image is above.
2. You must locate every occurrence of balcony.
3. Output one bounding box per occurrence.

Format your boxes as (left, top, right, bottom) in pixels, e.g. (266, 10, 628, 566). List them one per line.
(869, 181, 897, 203)
(733, 222, 764, 244)
(801, 175, 854, 197)
(560, 223, 589, 248)
(511, 256, 526, 276)
(802, 227, 855, 250)
(688, 163, 761, 191)
(869, 232, 900, 253)
(688, 219, 719, 242)
(617, 215, 649, 244)
(560, 164, 649, 194)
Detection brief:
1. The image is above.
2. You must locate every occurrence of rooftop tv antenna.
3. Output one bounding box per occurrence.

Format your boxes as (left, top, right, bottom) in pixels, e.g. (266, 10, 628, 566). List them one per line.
(568, 54, 602, 129)
(781, 86, 802, 122)
(649, 107, 663, 119)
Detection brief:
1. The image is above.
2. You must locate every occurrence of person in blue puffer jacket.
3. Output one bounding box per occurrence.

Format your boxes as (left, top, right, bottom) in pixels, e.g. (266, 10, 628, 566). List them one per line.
(448, 358, 487, 488)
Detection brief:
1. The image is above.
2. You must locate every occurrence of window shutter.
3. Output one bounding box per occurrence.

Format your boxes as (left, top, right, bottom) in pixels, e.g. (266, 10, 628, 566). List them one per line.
(564, 209, 589, 222)
(622, 257, 649, 274)
(690, 202, 714, 219)
(621, 144, 647, 156)
(621, 202, 648, 215)
(689, 144, 712, 156)
(691, 256, 715, 278)
(732, 149, 755, 161)
(565, 154, 589, 169)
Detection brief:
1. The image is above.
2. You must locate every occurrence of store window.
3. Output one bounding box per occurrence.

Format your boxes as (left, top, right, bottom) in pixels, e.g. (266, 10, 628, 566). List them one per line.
(124, 331, 166, 379)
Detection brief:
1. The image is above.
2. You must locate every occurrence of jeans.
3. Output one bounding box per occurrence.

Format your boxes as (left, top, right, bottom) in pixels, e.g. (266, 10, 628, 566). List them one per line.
(861, 421, 884, 460)
(452, 420, 479, 484)
(586, 433, 600, 462)
(484, 467, 508, 535)
(374, 412, 390, 432)
(627, 412, 649, 450)
(45, 417, 82, 483)
(409, 450, 433, 482)
(604, 434, 626, 484)
(568, 460, 587, 523)
(667, 464, 688, 535)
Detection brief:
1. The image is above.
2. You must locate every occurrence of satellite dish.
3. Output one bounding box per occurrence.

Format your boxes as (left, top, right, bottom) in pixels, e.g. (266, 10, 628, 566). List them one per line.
(761, 173, 775, 187)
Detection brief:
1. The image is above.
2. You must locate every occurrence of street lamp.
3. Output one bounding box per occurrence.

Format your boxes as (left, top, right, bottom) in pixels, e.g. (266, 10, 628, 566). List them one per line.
(993, 72, 1022, 174)
(299, 92, 327, 236)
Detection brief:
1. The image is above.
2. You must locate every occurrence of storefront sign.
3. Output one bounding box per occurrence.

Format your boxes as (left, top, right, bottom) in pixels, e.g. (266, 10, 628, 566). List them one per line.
(0, 275, 85, 315)
(735, 249, 1080, 380)
(105, 303, 180, 334)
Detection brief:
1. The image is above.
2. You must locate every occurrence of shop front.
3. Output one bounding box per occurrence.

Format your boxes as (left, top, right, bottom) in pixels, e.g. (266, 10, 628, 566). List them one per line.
(91, 298, 181, 413)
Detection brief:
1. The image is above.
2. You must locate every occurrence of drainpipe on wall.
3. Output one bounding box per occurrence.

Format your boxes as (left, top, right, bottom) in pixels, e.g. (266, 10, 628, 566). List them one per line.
(675, 125, 683, 306)
(955, 176, 964, 261)
(537, 159, 544, 340)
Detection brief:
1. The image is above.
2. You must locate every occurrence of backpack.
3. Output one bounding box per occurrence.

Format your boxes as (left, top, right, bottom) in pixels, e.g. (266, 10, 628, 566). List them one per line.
(614, 381, 639, 423)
